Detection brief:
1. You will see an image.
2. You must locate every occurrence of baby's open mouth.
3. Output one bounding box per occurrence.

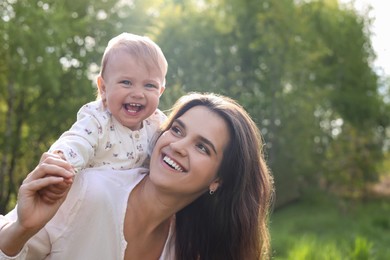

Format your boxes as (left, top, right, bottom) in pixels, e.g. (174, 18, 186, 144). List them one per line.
(124, 103, 143, 113)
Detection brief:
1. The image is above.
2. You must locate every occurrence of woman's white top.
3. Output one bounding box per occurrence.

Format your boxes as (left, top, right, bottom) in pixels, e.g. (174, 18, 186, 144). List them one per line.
(49, 100, 166, 172)
(0, 168, 175, 260)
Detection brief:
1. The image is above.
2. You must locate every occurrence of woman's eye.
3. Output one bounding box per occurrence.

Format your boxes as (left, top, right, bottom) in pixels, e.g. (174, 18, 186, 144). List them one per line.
(170, 125, 182, 136)
(196, 143, 210, 155)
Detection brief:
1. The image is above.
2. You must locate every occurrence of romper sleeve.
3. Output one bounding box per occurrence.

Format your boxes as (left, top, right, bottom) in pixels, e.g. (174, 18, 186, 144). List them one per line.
(154, 109, 168, 124)
(49, 101, 105, 172)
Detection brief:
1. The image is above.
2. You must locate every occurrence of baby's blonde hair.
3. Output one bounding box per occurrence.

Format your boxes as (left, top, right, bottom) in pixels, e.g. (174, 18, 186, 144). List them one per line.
(97, 33, 168, 99)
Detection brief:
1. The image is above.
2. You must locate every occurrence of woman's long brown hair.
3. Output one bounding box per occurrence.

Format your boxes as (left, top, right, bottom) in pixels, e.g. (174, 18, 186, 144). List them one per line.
(160, 93, 274, 260)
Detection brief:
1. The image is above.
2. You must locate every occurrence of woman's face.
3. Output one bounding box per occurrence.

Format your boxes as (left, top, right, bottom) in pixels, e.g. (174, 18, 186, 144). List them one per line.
(149, 105, 229, 198)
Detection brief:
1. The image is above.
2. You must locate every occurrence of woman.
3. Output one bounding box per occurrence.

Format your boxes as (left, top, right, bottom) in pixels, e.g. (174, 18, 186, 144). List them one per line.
(0, 93, 274, 260)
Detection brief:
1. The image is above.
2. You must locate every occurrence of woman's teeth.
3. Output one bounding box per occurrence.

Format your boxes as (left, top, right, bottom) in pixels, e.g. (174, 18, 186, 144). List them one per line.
(163, 156, 184, 172)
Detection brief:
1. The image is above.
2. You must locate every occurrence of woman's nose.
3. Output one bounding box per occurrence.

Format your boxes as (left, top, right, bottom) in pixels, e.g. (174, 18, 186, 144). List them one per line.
(169, 139, 188, 156)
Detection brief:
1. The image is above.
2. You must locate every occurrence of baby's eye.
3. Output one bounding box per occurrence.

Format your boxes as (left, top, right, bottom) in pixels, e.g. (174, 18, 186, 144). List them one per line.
(120, 80, 132, 86)
(145, 83, 157, 89)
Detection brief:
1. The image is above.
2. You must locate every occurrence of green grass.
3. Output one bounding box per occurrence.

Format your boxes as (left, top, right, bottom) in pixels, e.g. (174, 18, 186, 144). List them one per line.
(270, 193, 390, 260)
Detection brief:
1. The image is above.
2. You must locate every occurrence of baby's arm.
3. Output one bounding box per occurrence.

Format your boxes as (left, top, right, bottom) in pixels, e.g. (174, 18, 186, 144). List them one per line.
(44, 103, 103, 202)
(49, 102, 103, 172)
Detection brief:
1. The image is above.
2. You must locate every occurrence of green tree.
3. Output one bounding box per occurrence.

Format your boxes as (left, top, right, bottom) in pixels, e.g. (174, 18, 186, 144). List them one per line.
(156, 0, 387, 204)
(302, 1, 387, 198)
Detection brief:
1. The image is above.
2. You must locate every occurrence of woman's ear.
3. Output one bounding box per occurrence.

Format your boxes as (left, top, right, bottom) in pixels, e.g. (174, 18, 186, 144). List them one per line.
(209, 178, 221, 193)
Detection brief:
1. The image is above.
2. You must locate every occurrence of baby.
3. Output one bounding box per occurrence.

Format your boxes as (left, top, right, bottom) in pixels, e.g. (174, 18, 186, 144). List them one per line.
(49, 32, 167, 173)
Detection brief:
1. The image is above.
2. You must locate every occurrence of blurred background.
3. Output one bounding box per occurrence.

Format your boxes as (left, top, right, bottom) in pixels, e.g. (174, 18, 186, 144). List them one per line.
(0, 0, 389, 259)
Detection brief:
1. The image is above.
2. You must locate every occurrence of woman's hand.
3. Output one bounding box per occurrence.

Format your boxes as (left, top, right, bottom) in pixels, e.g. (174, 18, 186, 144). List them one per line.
(37, 151, 74, 204)
(17, 152, 75, 231)
(0, 153, 74, 256)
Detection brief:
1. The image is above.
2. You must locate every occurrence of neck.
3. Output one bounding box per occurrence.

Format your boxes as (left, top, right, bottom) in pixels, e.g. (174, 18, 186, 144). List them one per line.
(127, 177, 173, 233)
(123, 176, 176, 259)
(129, 175, 199, 231)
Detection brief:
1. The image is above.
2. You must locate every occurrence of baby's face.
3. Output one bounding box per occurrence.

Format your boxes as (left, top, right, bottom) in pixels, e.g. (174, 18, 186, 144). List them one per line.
(99, 50, 165, 130)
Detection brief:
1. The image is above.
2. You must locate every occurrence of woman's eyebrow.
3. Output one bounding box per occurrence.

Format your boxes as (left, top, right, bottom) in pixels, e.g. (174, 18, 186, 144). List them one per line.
(199, 136, 217, 155)
(175, 118, 186, 129)
(175, 118, 217, 155)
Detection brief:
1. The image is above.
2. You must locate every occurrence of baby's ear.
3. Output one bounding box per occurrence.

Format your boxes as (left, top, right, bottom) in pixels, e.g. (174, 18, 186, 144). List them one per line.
(96, 76, 106, 100)
(159, 85, 165, 96)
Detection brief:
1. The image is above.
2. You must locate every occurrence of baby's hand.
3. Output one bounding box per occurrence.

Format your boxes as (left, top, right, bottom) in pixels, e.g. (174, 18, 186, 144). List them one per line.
(39, 181, 72, 204)
(38, 152, 75, 204)
(53, 150, 66, 160)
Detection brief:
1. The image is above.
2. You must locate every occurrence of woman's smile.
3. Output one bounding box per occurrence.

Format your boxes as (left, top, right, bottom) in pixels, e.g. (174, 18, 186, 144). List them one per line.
(162, 154, 185, 172)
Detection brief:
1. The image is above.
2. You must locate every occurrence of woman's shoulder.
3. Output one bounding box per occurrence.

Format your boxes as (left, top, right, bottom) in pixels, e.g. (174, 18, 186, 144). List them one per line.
(45, 168, 148, 243)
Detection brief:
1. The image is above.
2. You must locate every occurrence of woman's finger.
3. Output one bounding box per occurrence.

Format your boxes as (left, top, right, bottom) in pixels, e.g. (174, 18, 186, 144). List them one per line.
(39, 152, 63, 163)
(40, 155, 74, 172)
(25, 163, 74, 184)
(22, 176, 67, 192)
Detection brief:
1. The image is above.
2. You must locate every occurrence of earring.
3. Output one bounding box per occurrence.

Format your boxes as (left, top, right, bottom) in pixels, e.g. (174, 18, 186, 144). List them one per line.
(209, 189, 215, 195)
